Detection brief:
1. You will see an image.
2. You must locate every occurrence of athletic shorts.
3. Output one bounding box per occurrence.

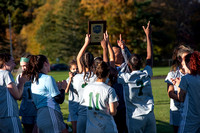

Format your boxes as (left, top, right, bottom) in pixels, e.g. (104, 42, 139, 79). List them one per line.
(170, 110, 181, 126)
(127, 111, 156, 133)
(37, 107, 66, 133)
(0, 117, 22, 133)
(77, 115, 87, 133)
(68, 101, 78, 122)
(21, 116, 37, 125)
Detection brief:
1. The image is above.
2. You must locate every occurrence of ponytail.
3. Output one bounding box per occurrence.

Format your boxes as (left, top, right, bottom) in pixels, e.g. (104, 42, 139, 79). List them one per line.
(24, 55, 48, 82)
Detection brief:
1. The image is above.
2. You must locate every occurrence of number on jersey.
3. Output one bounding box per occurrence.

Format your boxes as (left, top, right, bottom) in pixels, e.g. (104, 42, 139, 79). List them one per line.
(88, 92, 100, 111)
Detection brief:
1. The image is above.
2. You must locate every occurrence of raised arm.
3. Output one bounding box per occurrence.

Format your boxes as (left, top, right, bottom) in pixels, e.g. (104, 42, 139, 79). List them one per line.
(77, 34, 90, 73)
(101, 33, 109, 64)
(117, 34, 131, 63)
(105, 31, 115, 68)
(142, 21, 153, 67)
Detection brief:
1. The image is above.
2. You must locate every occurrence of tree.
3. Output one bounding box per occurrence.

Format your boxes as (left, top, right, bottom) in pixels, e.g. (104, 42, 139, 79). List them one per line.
(36, 0, 87, 63)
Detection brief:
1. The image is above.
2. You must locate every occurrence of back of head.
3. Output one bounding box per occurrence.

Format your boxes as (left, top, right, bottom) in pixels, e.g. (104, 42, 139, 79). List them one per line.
(128, 54, 142, 71)
(96, 61, 110, 79)
(185, 51, 200, 75)
(94, 57, 103, 71)
(0, 53, 11, 69)
(171, 45, 193, 71)
(25, 55, 48, 82)
(80, 52, 94, 81)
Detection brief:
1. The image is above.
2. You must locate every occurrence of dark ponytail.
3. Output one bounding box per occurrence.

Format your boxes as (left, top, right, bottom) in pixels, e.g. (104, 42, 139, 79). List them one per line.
(24, 55, 48, 82)
(80, 52, 94, 82)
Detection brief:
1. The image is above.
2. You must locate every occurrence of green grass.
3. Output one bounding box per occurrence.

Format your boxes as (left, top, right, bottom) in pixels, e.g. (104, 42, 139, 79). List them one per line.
(152, 67, 170, 77)
(152, 79, 173, 133)
(17, 67, 172, 132)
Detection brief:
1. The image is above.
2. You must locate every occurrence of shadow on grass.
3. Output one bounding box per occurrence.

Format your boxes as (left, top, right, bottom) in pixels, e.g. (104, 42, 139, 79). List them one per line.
(156, 120, 173, 133)
(154, 100, 170, 105)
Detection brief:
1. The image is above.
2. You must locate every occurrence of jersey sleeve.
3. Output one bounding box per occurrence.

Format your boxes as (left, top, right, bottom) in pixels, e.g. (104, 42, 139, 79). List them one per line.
(144, 65, 153, 77)
(5, 71, 15, 86)
(165, 72, 174, 85)
(117, 72, 126, 84)
(46, 76, 60, 97)
(179, 75, 188, 91)
(108, 87, 118, 104)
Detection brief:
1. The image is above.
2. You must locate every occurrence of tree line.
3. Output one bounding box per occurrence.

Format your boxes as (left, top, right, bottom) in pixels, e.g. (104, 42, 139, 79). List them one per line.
(0, 0, 200, 65)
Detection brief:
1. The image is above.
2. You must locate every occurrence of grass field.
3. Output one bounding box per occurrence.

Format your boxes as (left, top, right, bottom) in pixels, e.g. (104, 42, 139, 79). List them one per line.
(18, 67, 173, 132)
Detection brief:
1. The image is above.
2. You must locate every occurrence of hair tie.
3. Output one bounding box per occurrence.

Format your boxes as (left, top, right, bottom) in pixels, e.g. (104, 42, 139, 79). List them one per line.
(20, 57, 29, 63)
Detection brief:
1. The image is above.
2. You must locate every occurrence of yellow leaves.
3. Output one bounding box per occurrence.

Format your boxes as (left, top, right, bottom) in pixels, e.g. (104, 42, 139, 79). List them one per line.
(20, 1, 58, 55)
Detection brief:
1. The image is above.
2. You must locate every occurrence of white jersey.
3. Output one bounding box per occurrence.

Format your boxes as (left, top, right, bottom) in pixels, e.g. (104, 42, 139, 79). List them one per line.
(72, 72, 96, 116)
(83, 82, 118, 133)
(165, 69, 184, 111)
(118, 65, 154, 117)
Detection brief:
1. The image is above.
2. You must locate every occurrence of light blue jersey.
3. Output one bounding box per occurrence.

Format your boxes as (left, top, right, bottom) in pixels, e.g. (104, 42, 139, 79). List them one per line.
(179, 74, 200, 133)
(66, 77, 79, 121)
(83, 82, 118, 133)
(0, 70, 19, 117)
(31, 73, 61, 112)
(118, 65, 156, 133)
(165, 69, 184, 126)
(16, 74, 37, 117)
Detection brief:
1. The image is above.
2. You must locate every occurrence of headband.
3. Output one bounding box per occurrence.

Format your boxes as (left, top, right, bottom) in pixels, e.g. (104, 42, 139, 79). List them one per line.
(20, 57, 29, 63)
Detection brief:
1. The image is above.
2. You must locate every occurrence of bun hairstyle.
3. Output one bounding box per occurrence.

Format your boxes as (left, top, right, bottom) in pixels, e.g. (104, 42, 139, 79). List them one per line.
(80, 52, 94, 81)
(0, 53, 11, 69)
(128, 54, 142, 71)
(185, 51, 200, 75)
(95, 61, 110, 79)
(24, 55, 48, 83)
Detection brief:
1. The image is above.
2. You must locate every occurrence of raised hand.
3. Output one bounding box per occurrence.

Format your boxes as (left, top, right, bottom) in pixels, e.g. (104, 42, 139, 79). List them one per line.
(104, 31, 109, 43)
(117, 34, 125, 49)
(142, 21, 152, 36)
(101, 33, 107, 49)
(85, 34, 91, 45)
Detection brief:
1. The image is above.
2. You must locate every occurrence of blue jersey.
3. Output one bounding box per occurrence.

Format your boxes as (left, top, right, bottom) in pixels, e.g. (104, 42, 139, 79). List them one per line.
(16, 74, 37, 117)
(0, 70, 19, 117)
(31, 73, 61, 112)
(179, 74, 200, 133)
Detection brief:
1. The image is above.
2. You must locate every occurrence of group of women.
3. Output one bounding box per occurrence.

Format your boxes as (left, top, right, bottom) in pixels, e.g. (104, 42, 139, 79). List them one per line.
(0, 20, 200, 133)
